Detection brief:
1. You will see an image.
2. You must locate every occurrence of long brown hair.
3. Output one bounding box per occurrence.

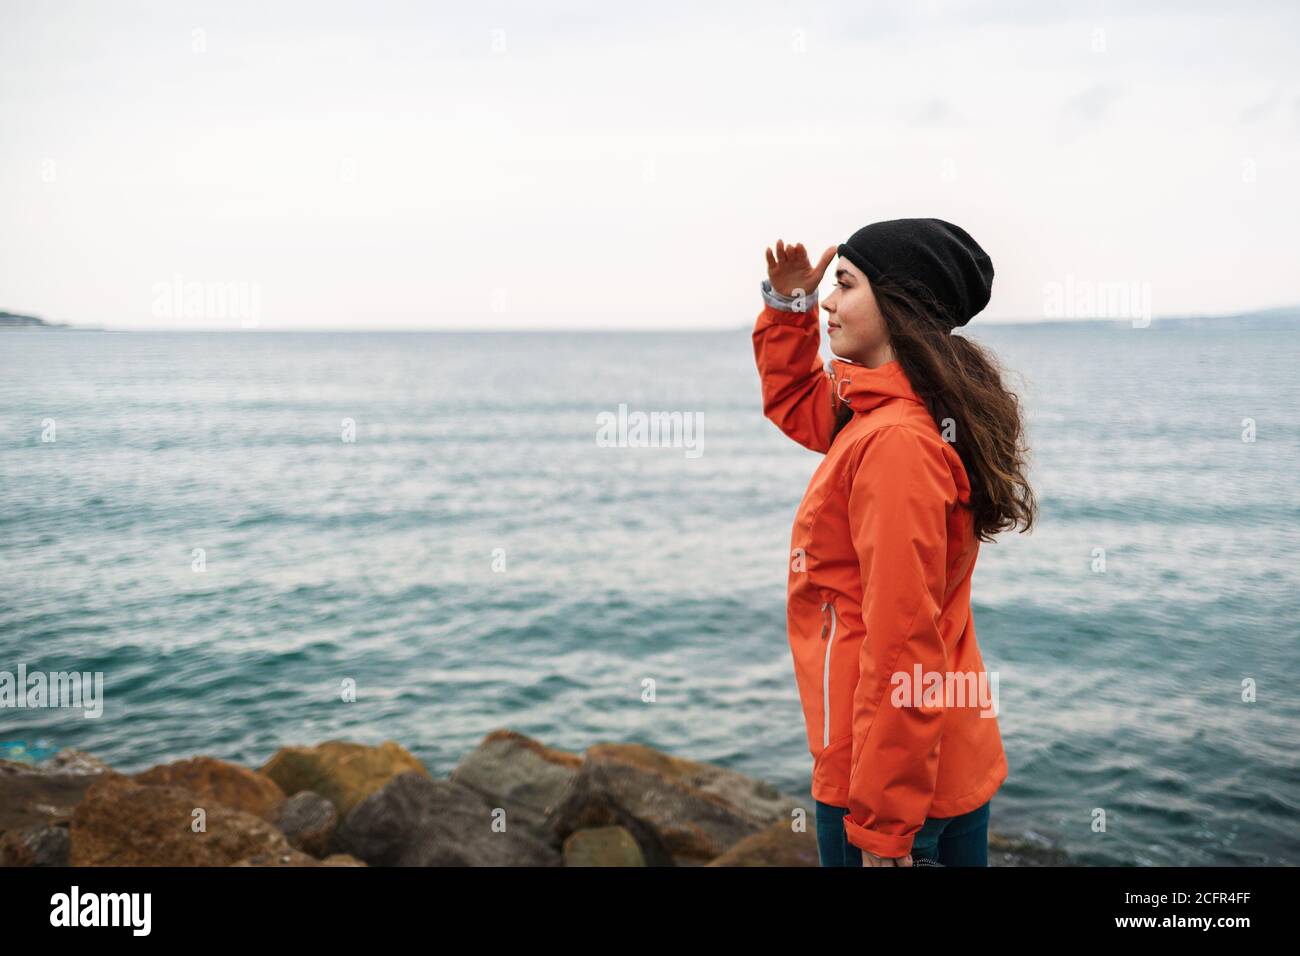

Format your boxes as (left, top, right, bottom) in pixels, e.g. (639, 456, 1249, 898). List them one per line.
(831, 276, 1037, 542)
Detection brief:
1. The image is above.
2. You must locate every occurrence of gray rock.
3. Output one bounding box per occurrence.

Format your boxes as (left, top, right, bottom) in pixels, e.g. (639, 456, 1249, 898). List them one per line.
(332, 771, 561, 866)
(448, 729, 580, 843)
(0, 758, 105, 838)
(546, 743, 804, 865)
(272, 791, 338, 857)
(0, 751, 103, 866)
(25, 825, 71, 865)
(0, 825, 71, 866)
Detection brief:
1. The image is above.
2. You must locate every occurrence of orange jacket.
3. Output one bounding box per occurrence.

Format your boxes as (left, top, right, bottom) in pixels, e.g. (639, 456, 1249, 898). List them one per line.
(753, 299, 1008, 858)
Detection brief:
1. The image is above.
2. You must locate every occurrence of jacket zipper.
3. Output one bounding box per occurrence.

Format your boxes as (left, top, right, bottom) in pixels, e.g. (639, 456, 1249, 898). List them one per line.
(820, 599, 837, 748)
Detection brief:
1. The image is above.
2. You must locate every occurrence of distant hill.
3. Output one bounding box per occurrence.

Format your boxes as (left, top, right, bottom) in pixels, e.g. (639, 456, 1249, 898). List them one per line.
(1148, 305, 1300, 330)
(737, 303, 1300, 334)
(979, 305, 1300, 330)
(0, 310, 67, 329)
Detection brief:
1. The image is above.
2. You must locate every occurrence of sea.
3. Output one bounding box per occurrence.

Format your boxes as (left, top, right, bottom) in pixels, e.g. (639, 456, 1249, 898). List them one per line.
(1, 321, 1297, 865)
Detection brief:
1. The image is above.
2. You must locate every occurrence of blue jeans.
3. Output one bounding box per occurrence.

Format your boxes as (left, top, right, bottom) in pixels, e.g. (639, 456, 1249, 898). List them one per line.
(814, 798, 991, 867)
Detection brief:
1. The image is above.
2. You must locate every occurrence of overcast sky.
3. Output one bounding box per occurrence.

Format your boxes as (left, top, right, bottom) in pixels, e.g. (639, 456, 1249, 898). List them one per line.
(2, 0, 1298, 330)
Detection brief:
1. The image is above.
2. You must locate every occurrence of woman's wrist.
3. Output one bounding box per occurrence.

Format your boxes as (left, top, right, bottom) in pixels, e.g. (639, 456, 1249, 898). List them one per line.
(761, 278, 818, 313)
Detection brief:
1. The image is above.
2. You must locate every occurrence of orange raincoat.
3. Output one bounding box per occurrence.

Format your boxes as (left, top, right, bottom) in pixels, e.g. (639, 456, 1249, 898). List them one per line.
(754, 299, 1008, 859)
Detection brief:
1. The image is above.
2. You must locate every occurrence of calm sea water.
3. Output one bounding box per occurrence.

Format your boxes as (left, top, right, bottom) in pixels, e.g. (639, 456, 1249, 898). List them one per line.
(2, 324, 1297, 865)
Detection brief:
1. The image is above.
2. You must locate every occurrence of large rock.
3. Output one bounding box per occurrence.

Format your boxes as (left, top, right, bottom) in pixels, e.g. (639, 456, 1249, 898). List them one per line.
(69, 772, 292, 866)
(563, 826, 645, 866)
(271, 791, 337, 857)
(546, 743, 805, 866)
(0, 750, 109, 864)
(0, 825, 70, 866)
(706, 820, 819, 866)
(448, 729, 580, 841)
(332, 771, 561, 866)
(260, 740, 429, 817)
(0, 759, 103, 835)
(134, 756, 285, 819)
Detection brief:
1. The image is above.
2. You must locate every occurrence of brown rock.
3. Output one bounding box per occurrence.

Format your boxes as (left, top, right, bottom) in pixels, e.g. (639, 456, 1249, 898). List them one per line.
(562, 826, 645, 866)
(69, 771, 292, 866)
(134, 756, 285, 819)
(231, 849, 367, 867)
(259, 740, 429, 817)
(706, 820, 820, 866)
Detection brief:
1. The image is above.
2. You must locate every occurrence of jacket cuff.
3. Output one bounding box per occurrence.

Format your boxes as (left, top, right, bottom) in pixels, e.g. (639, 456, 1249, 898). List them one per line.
(843, 815, 915, 859)
(761, 278, 818, 313)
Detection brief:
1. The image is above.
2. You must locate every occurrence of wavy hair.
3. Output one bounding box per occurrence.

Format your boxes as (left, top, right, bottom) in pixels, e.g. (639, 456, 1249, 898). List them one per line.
(831, 276, 1037, 542)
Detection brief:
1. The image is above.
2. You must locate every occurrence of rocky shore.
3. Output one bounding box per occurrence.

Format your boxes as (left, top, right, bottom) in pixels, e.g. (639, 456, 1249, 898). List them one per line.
(0, 730, 1066, 866)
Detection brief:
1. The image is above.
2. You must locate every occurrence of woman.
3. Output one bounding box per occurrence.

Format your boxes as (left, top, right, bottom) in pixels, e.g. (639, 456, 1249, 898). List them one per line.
(753, 219, 1036, 867)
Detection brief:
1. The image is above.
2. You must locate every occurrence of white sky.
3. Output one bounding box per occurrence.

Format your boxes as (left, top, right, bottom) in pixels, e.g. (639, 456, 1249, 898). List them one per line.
(1, 0, 1298, 330)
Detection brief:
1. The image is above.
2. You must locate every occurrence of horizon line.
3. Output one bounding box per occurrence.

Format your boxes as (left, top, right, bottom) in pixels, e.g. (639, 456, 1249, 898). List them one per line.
(5, 303, 1299, 334)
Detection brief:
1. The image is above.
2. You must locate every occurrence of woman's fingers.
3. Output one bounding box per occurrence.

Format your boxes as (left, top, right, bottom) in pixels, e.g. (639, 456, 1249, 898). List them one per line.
(770, 239, 831, 278)
(862, 851, 913, 867)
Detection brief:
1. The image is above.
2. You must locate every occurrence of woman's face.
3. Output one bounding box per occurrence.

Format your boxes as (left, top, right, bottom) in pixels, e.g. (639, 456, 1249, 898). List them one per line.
(822, 258, 893, 367)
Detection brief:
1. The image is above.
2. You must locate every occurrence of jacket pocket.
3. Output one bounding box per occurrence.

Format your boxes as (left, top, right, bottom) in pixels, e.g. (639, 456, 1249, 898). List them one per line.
(819, 598, 838, 749)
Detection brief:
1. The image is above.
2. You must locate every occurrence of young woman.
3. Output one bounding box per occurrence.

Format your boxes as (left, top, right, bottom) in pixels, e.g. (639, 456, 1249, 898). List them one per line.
(753, 219, 1036, 867)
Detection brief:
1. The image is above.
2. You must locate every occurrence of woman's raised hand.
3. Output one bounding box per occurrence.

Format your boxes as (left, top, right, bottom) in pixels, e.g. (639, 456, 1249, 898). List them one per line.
(765, 239, 837, 299)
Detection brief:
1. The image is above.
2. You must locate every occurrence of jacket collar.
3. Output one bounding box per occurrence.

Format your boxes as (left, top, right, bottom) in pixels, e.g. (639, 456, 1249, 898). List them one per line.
(828, 357, 923, 414)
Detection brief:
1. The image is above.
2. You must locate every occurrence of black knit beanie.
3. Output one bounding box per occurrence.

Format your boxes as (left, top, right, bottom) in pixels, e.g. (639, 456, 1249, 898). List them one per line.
(837, 218, 994, 328)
